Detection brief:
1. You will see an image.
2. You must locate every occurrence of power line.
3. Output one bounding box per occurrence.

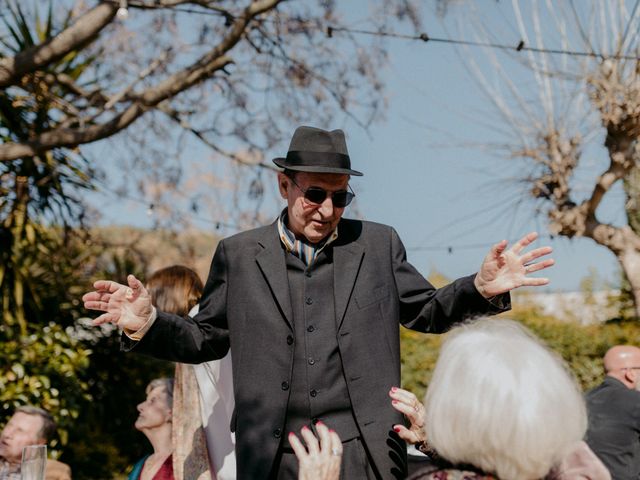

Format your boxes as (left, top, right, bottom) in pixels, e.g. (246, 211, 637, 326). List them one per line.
(113, 3, 640, 61)
(325, 25, 640, 61)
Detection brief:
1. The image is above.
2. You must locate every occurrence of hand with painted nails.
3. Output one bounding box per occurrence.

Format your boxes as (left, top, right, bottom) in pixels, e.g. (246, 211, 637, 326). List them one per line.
(474, 231, 555, 298)
(390, 387, 426, 446)
(82, 274, 154, 331)
(289, 422, 342, 480)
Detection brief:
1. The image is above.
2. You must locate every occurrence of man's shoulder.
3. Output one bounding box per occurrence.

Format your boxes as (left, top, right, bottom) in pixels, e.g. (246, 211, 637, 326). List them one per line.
(45, 459, 71, 480)
(221, 222, 275, 245)
(586, 376, 640, 403)
(338, 218, 395, 238)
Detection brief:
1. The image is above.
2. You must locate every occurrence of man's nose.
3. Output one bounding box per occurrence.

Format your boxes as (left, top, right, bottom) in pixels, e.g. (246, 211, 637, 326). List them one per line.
(318, 195, 334, 216)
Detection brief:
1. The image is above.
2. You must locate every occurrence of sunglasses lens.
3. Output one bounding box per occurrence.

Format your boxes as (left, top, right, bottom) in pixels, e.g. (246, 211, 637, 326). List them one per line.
(332, 191, 354, 208)
(304, 188, 328, 205)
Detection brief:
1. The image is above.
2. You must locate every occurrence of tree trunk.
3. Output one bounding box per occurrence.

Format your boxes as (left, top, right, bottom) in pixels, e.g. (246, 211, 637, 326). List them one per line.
(614, 244, 640, 320)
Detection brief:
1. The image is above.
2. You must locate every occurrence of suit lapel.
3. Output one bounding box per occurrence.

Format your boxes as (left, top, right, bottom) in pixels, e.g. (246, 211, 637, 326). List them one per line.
(256, 223, 294, 329)
(334, 240, 364, 330)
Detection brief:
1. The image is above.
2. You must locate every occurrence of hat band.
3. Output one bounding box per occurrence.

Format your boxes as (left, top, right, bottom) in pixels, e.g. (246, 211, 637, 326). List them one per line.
(286, 150, 351, 170)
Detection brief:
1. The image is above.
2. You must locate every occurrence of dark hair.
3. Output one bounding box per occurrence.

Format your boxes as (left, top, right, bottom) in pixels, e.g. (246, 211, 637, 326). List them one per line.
(283, 169, 297, 180)
(15, 406, 56, 442)
(146, 265, 203, 316)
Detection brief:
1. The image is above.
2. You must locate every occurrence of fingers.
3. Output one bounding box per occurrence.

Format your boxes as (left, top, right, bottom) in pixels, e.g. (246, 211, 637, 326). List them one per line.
(523, 277, 550, 287)
(510, 231, 538, 255)
(300, 426, 320, 455)
(288, 423, 342, 459)
(491, 239, 508, 256)
(126, 274, 146, 300)
(524, 258, 555, 274)
(91, 312, 119, 326)
(92, 279, 126, 294)
(392, 424, 416, 443)
(327, 428, 342, 457)
(288, 432, 307, 460)
(84, 300, 110, 312)
(520, 246, 553, 264)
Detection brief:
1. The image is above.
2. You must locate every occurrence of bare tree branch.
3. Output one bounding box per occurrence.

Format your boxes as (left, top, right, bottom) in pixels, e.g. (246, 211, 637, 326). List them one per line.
(0, 3, 118, 88)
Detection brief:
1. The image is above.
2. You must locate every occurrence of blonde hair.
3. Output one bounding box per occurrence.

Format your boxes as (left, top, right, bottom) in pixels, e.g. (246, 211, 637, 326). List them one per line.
(424, 318, 587, 480)
(146, 265, 203, 316)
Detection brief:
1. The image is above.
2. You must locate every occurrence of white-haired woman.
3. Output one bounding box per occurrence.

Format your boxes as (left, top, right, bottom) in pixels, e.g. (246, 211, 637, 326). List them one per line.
(129, 378, 175, 480)
(390, 318, 609, 480)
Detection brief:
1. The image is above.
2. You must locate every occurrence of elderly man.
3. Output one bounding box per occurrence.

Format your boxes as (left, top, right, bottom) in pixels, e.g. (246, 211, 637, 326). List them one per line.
(586, 345, 640, 480)
(83, 126, 554, 479)
(0, 406, 71, 480)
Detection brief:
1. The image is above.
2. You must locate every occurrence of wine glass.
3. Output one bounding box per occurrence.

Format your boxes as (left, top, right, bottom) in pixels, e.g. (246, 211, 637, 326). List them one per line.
(20, 444, 46, 480)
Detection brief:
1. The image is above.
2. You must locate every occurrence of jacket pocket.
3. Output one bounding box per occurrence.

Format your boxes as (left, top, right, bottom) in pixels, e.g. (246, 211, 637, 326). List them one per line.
(355, 285, 389, 309)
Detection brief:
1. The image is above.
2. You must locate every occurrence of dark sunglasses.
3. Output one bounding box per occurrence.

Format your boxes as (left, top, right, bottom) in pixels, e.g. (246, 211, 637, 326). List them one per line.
(288, 176, 355, 208)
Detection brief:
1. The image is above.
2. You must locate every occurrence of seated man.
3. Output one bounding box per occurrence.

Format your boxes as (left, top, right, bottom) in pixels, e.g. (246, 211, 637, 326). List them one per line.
(0, 406, 71, 480)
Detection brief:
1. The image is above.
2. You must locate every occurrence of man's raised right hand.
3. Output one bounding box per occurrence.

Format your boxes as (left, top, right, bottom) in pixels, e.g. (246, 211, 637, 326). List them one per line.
(83, 274, 154, 332)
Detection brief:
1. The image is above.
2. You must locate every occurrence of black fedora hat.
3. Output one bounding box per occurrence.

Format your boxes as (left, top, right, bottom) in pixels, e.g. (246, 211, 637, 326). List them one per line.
(273, 126, 363, 176)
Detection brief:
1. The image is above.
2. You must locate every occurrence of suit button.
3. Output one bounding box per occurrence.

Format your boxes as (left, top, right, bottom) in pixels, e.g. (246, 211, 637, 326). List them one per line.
(273, 428, 282, 438)
(310, 389, 317, 397)
(307, 325, 315, 333)
(286, 335, 294, 345)
(305, 297, 313, 305)
(308, 358, 315, 365)
(281, 381, 289, 390)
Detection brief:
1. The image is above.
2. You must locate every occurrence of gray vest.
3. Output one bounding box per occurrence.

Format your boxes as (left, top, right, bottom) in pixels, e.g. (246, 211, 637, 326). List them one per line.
(283, 248, 360, 441)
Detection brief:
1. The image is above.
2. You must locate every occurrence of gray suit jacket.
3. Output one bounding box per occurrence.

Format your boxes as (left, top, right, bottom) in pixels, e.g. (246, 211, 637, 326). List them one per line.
(124, 218, 508, 479)
(586, 376, 640, 480)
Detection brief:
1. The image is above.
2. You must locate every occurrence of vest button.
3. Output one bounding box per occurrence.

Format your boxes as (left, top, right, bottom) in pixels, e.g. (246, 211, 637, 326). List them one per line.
(307, 325, 315, 333)
(273, 428, 282, 438)
(281, 381, 289, 390)
(286, 335, 294, 345)
(310, 389, 318, 397)
(305, 297, 313, 305)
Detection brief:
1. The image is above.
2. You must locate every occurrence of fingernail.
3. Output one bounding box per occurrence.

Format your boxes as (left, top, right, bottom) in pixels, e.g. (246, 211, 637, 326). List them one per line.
(329, 429, 335, 433)
(393, 426, 400, 432)
(301, 425, 309, 431)
(392, 400, 398, 404)
(316, 420, 324, 426)
(288, 432, 294, 437)
(391, 387, 397, 392)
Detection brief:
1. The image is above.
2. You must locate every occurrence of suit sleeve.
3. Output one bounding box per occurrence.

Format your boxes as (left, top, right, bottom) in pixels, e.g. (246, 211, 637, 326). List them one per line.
(120, 240, 231, 363)
(390, 227, 510, 333)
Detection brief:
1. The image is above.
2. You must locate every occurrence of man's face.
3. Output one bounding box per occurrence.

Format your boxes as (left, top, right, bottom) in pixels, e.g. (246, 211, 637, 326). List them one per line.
(278, 171, 350, 244)
(134, 386, 172, 432)
(0, 413, 45, 464)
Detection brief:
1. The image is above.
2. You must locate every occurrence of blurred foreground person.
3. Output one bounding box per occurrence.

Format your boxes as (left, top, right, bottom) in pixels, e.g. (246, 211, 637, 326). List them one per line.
(585, 345, 640, 480)
(0, 406, 71, 480)
(390, 318, 609, 480)
(146, 265, 235, 480)
(129, 378, 174, 480)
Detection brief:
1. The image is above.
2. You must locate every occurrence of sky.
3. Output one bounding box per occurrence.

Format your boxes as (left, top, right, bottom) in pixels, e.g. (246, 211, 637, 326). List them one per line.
(89, 1, 627, 293)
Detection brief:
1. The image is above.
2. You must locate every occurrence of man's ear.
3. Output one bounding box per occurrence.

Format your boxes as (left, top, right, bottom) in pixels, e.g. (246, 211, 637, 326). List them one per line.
(624, 368, 637, 387)
(277, 173, 289, 199)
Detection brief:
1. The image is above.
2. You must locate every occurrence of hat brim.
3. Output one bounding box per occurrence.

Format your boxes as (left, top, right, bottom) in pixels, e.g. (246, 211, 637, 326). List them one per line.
(273, 157, 363, 176)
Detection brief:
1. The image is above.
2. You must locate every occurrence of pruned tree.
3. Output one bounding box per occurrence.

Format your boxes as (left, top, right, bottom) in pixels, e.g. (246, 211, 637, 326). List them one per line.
(440, 1, 640, 317)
